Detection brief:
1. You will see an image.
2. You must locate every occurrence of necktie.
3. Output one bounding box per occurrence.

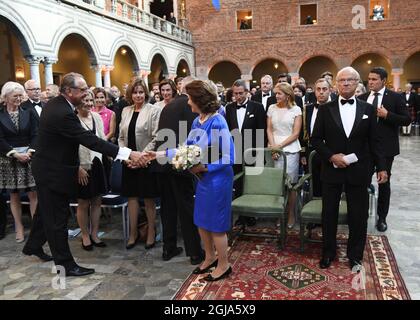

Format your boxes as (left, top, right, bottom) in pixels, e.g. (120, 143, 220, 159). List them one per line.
(340, 99, 354, 105)
(372, 92, 380, 122)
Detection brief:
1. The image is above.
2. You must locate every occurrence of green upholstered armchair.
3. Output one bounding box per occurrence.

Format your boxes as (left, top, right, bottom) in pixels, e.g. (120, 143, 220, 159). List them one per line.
(231, 148, 292, 249)
(293, 150, 348, 253)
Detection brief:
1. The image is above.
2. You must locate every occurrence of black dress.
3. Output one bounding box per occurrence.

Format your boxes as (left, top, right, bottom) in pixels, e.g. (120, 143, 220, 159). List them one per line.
(121, 111, 159, 198)
(77, 116, 107, 200)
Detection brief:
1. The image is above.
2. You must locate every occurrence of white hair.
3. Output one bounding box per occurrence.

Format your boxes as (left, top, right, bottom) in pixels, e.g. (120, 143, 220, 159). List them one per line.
(261, 75, 273, 84)
(24, 79, 40, 90)
(1, 81, 25, 103)
(336, 67, 361, 82)
(181, 75, 197, 94)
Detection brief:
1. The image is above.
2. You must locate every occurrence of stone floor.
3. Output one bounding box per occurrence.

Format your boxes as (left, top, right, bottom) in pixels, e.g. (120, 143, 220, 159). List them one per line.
(0, 135, 419, 300)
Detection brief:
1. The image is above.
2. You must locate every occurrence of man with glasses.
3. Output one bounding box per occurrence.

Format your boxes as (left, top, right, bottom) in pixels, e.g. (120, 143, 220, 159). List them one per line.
(311, 67, 388, 270)
(21, 79, 44, 120)
(225, 79, 266, 226)
(23, 72, 148, 277)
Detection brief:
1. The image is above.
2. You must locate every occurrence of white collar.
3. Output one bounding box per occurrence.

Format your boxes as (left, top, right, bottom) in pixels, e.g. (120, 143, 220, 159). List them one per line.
(371, 86, 386, 96)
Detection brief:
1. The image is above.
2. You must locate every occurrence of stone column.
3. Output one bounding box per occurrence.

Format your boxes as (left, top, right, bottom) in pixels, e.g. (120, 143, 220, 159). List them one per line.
(391, 68, 403, 91)
(25, 56, 43, 84)
(43, 57, 57, 85)
(103, 65, 114, 88)
(92, 65, 103, 87)
(241, 74, 253, 90)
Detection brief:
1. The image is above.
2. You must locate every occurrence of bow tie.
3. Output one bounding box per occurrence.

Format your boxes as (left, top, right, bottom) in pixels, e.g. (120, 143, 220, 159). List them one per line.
(340, 99, 355, 105)
(262, 93, 270, 97)
(236, 103, 247, 109)
(313, 103, 319, 109)
(32, 102, 42, 107)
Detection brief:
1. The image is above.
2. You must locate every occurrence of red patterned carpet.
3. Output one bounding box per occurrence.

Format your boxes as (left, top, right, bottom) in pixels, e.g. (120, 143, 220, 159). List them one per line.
(174, 231, 410, 300)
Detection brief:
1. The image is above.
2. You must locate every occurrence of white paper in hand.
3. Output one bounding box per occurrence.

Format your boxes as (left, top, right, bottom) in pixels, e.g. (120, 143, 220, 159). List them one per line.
(333, 153, 358, 168)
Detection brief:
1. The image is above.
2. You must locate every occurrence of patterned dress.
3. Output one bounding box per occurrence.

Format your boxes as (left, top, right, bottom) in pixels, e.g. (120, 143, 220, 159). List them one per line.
(0, 111, 36, 192)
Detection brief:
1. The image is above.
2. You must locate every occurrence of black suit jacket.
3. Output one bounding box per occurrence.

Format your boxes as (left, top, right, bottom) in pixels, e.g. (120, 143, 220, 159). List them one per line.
(225, 100, 266, 162)
(359, 89, 411, 157)
(154, 94, 197, 173)
(0, 105, 38, 156)
(32, 95, 119, 196)
(20, 100, 44, 122)
(251, 90, 274, 111)
(401, 92, 420, 113)
(300, 102, 318, 157)
(311, 99, 385, 186)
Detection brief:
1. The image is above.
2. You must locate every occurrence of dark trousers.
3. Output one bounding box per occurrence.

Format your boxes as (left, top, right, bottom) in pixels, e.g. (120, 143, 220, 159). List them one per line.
(0, 195, 6, 233)
(322, 182, 369, 261)
(23, 186, 75, 269)
(377, 157, 394, 220)
(157, 172, 202, 257)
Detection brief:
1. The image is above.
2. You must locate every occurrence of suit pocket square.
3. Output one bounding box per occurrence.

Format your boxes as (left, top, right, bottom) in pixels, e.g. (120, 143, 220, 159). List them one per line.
(249, 114, 255, 118)
(362, 115, 369, 119)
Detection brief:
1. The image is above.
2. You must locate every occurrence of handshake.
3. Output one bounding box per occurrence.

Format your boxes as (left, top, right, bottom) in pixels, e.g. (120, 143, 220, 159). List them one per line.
(126, 151, 159, 169)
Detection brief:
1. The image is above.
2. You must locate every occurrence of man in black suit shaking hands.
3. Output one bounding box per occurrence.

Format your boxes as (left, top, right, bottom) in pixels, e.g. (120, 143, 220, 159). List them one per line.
(358, 67, 411, 232)
(311, 67, 388, 270)
(23, 73, 148, 277)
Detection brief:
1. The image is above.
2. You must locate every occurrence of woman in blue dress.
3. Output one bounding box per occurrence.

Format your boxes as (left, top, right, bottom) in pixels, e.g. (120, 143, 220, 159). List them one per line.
(150, 80, 235, 281)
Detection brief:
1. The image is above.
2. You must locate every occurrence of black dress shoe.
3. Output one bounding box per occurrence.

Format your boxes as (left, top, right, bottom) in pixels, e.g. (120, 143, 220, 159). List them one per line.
(162, 247, 183, 261)
(349, 259, 363, 271)
(192, 259, 218, 274)
(190, 254, 205, 266)
(126, 236, 139, 250)
(319, 256, 335, 269)
(376, 219, 388, 232)
(22, 248, 53, 262)
(145, 242, 155, 250)
(203, 266, 232, 281)
(90, 236, 107, 248)
(65, 265, 95, 277)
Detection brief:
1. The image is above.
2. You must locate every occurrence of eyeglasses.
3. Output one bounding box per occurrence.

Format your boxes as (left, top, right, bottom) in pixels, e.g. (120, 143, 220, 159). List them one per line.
(27, 88, 41, 91)
(337, 79, 357, 84)
(71, 87, 89, 92)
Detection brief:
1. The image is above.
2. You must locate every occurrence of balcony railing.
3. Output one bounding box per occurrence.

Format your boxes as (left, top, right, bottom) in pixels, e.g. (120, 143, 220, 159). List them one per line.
(65, 0, 192, 44)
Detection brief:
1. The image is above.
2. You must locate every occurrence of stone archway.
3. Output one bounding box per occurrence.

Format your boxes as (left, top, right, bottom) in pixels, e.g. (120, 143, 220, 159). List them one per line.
(208, 61, 241, 88)
(149, 53, 169, 84)
(251, 58, 287, 88)
(0, 16, 32, 86)
(299, 56, 338, 87)
(176, 59, 191, 77)
(55, 33, 98, 87)
(351, 53, 392, 86)
(402, 51, 420, 88)
(113, 46, 139, 91)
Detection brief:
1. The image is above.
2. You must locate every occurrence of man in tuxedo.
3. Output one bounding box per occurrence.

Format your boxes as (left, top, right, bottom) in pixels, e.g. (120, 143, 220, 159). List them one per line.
(23, 73, 147, 276)
(154, 76, 204, 265)
(311, 67, 388, 270)
(358, 67, 411, 232)
(225, 79, 266, 226)
(21, 79, 44, 121)
(401, 83, 419, 132)
(301, 78, 332, 197)
(321, 71, 338, 101)
(251, 75, 274, 112)
(276, 73, 303, 108)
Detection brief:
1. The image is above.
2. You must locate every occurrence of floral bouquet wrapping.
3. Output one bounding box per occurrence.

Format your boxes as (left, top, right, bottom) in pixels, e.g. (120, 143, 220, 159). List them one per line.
(171, 144, 202, 172)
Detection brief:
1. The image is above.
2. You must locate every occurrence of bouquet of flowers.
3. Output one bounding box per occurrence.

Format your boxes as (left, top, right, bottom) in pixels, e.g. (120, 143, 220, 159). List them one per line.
(171, 144, 202, 171)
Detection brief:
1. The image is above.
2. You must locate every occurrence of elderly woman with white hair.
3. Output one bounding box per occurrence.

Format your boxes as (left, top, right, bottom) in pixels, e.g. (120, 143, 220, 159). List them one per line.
(0, 82, 38, 242)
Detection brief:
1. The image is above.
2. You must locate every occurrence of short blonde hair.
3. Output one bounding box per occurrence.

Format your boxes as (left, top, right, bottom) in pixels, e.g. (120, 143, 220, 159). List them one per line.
(1, 81, 25, 103)
(273, 82, 295, 108)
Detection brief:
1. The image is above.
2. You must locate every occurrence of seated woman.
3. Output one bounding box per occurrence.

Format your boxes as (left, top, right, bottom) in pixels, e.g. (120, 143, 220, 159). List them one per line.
(149, 80, 235, 281)
(267, 82, 302, 228)
(76, 90, 108, 250)
(0, 82, 38, 242)
(119, 78, 161, 250)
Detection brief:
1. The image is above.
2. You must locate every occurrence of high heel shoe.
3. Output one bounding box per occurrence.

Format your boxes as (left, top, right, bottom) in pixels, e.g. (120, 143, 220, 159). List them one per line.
(126, 235, 139, 250)
(81, 239, 93, 251)
(90, 235, 106, 248)
(145, 242, 155, 250)
(192, 259, 218, 274)
(203, 266, 232, 282)
(15, 230, 25, 243)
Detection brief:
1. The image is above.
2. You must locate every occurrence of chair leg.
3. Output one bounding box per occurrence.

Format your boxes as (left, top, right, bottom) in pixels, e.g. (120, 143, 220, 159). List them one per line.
(300, 223, 305, 253)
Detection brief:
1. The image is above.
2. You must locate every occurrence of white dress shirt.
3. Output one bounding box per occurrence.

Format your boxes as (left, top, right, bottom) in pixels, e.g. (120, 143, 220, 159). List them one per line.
(29, 99, 42, 116)
(338, 95, 357, 138)
(367, 86, 386, 108)
(236, 98, 248, 132)
(261, 91, 271, 110)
